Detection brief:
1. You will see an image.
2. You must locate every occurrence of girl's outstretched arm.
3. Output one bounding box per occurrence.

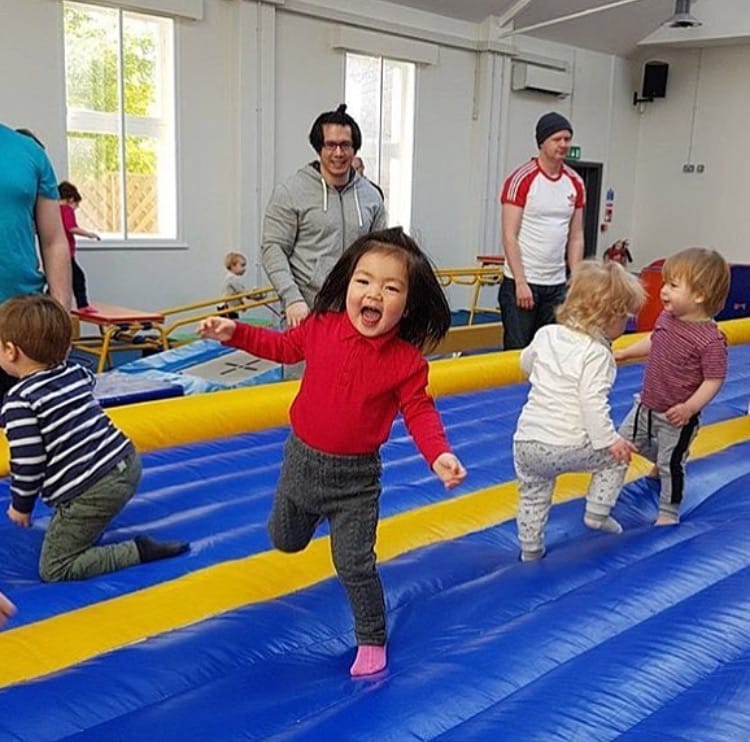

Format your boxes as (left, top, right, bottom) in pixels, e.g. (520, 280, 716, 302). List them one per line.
(197, 316, 237, 342)
(432, 452, 467, 489)
(199, 314, 306, 365)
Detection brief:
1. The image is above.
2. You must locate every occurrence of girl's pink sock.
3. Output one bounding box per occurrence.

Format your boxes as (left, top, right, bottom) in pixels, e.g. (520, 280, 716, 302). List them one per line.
(350, 644, 387, 677)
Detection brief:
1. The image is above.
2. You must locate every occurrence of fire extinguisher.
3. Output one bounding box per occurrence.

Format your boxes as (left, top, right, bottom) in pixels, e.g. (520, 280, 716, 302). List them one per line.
(604, 187, 614, 223)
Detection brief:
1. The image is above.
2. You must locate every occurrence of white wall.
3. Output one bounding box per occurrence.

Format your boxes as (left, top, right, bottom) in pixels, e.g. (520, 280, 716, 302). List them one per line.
(0, 0, 67, 176)
(1, 0, 648, 314)
(274, 13, 345, 184)
(602, 56, 641, 251)
(630, 44, 750, 268)
(411, 45, 476, 265)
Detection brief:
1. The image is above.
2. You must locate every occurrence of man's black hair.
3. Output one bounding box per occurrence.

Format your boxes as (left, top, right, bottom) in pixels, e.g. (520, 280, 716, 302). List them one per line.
(308, 103, 362, 154)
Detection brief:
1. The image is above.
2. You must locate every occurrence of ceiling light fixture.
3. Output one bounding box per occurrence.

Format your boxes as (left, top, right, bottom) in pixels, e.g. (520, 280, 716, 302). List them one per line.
(667, 0, 702, 28)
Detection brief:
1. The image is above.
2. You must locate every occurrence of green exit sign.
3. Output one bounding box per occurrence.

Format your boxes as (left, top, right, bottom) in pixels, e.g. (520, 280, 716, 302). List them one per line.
(567, 145, 581, 161)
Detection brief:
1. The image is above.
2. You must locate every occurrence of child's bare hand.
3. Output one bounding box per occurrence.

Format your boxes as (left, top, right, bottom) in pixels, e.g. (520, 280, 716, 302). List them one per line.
(665, 403, 692, 427)
(0, 591, 16, 627)
(609, 436, 636, 465)
(7, 505, 31, 528)
(197, 316, 236, 342)
(432, 453, 467, 489)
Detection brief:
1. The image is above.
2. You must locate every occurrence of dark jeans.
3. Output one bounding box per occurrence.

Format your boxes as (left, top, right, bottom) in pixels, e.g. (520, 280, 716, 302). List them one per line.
(498, 277, 567, 350)
(72, 258, 89, 308)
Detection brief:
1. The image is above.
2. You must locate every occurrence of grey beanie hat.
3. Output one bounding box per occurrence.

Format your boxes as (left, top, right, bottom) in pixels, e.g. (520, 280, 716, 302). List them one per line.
(535, 112, 573, 147)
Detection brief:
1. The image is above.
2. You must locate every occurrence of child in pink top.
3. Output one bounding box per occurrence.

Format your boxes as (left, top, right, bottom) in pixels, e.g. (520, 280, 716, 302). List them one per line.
(59, 181, 100, 311)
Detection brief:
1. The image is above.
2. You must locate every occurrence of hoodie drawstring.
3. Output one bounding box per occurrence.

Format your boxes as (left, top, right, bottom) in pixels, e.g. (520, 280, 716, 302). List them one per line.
(353, 184, 364, 228)
(320, 178, 328, 213)
(320, 176, 364, 228)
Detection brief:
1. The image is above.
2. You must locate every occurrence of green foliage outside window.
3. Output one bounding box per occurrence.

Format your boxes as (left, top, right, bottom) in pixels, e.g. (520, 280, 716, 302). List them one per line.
(64, 4, 157, 176)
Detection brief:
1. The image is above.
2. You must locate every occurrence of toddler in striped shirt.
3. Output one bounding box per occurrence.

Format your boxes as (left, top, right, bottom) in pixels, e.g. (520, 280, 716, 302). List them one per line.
(1, 295, 188, 582)
(616, 248, 730, 525)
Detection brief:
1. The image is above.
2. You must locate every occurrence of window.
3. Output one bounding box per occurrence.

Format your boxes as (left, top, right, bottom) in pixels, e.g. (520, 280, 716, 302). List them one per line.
(345, 53, 415, 231)
(63, 2, 176, 240)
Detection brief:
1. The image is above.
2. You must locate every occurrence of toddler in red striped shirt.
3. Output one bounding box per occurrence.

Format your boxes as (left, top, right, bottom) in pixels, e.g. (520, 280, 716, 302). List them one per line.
(616, 248, 730, 525)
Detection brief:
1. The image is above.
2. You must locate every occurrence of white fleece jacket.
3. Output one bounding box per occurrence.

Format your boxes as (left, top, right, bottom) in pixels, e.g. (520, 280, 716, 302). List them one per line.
(514, 323, 620, 450)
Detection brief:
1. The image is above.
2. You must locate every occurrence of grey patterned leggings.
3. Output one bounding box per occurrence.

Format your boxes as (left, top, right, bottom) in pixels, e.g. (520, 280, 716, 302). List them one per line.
(514, 440, 628, 554)
(268, 433, 385, 645)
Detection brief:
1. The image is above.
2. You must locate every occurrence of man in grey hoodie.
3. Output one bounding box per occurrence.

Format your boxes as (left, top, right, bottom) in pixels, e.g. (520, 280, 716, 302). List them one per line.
(261, 104, 387, 330)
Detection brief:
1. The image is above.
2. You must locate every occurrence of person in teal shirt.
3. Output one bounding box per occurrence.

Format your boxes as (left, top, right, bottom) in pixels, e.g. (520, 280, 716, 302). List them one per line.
(0, 124, 71, 398)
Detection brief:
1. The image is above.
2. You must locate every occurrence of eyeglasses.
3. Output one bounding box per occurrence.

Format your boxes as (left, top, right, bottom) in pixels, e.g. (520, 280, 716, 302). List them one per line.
(322, 141, 354, 153)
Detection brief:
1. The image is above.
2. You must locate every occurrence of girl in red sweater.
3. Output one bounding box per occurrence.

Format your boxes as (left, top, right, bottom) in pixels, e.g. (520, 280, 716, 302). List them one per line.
(199, 227, 466, 677)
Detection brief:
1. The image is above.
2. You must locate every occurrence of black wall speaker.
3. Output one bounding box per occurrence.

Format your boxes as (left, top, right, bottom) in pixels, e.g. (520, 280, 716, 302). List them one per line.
(642, 61, 669, 99)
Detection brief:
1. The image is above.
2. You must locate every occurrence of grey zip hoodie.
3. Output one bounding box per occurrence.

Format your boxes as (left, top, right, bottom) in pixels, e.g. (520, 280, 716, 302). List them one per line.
(261, 162, 387, 309)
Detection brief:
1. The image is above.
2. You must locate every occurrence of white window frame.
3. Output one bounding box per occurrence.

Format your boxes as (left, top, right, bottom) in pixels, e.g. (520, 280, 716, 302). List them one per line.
(345, 52, 416, 232)
(63, 1, 177, 243)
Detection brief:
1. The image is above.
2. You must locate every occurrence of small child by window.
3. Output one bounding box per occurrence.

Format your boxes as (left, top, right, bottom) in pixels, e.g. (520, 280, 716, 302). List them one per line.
(218, 252, 248, 320)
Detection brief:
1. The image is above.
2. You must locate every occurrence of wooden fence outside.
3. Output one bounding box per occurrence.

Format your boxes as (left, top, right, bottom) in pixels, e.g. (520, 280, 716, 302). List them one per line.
(76, 173, 158, 235)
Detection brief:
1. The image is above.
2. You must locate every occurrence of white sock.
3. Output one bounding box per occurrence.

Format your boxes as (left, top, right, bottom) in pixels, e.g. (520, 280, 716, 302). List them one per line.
(521, 547, 546, 562)
(584, 513, 623, 534)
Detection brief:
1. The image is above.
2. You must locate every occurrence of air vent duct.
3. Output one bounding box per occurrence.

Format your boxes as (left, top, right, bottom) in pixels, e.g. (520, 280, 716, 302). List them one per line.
(511, 62, 572, 98)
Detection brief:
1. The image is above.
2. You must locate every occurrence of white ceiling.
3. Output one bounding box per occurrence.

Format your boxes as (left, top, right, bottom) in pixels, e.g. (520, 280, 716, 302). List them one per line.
(384, 0, 712, 57)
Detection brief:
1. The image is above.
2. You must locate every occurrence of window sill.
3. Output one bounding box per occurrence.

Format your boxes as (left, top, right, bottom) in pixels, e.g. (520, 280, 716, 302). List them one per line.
(76, 241, 189, 252)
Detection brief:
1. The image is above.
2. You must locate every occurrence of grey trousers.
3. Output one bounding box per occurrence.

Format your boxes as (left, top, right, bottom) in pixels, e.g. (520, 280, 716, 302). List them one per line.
(268, 434, 385, 645)
(39, 452, 142, 582)
(514, 439, 627, 553)
(619, 399, 700, 519)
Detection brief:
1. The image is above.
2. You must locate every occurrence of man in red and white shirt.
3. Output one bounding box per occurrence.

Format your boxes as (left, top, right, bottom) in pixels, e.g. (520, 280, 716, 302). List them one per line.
(498, 112, 585, 349)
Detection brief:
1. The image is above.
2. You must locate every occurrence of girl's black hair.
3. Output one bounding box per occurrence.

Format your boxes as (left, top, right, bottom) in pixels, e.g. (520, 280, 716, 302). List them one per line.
(313, 227, 451, 351)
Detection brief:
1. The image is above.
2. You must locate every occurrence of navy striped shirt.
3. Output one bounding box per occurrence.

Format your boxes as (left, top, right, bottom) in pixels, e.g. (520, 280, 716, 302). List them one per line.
(1, 363, 133, 513)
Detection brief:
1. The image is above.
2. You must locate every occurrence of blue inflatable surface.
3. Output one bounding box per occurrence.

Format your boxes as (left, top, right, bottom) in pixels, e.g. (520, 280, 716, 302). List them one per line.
(1, 347, 750, 740)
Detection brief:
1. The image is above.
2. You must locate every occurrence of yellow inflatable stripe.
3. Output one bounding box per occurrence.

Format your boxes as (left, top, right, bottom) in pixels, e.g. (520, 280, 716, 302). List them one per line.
(1, 415, 748, 689)
(1, 318, 749, 474)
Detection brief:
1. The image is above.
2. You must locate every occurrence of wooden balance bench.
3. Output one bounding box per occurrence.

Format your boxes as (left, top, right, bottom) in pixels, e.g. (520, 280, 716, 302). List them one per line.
(71, 302, 167, 373)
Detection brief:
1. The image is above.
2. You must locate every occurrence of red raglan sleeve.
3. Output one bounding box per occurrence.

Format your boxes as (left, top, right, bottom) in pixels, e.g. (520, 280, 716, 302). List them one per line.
(500, 163, 534, 207)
